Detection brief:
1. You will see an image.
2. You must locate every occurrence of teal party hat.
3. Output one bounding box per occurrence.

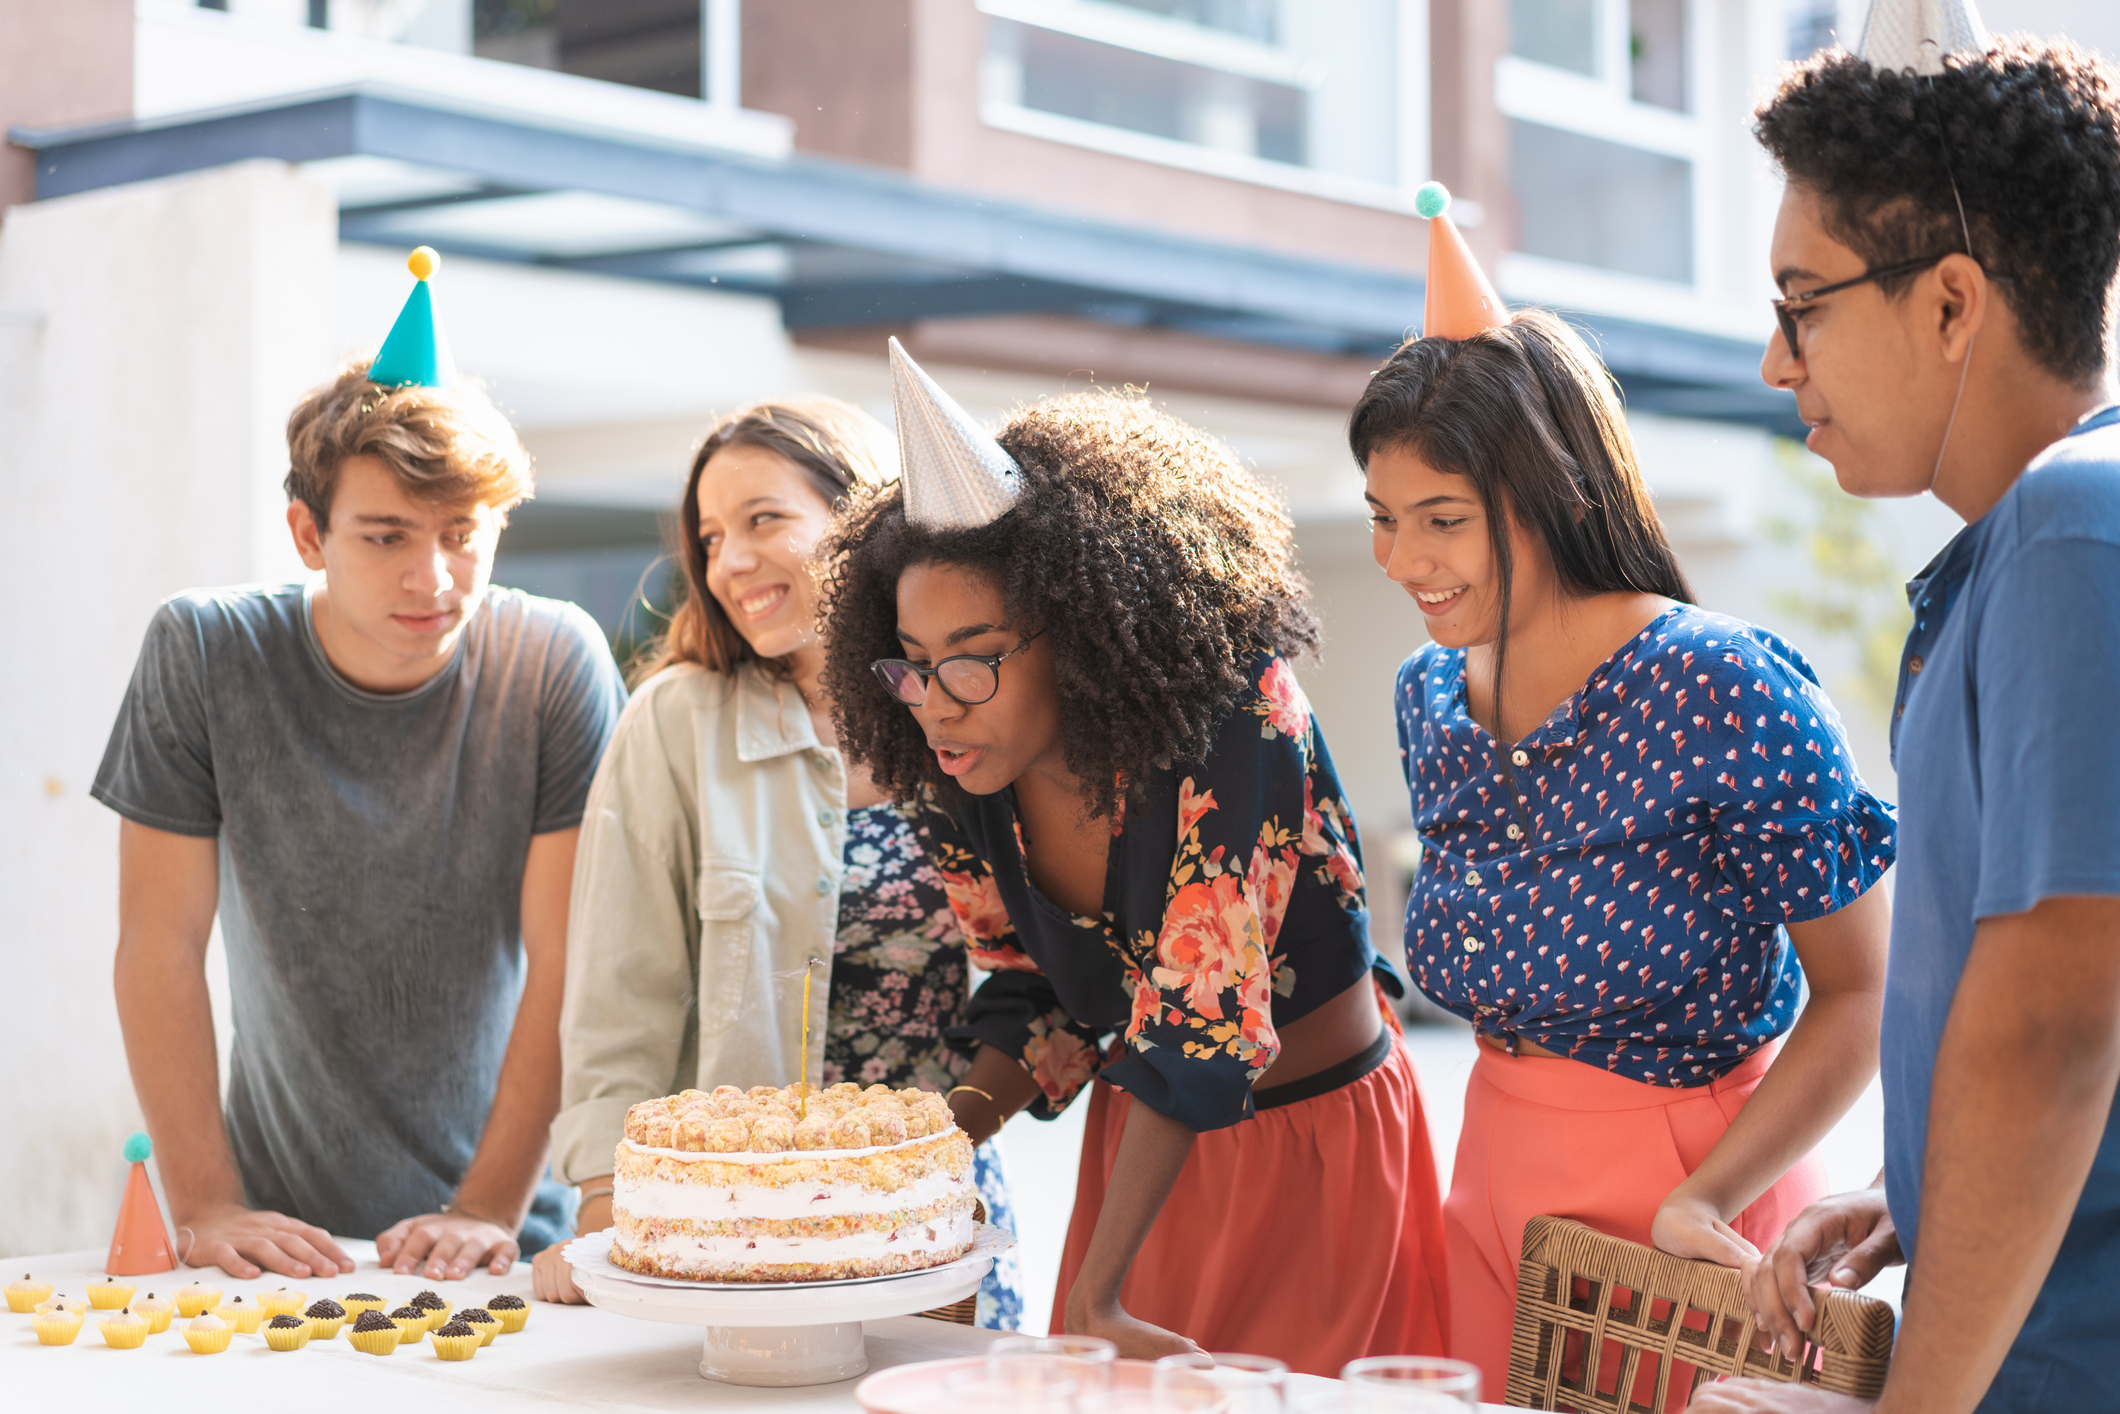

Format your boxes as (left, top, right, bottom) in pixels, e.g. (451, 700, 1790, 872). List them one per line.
(367, 246, 456, 388)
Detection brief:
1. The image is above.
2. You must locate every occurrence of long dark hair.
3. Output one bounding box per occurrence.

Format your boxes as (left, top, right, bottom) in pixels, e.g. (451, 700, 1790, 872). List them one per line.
(642, 397, 895, 682)
(1347, 309, 1692, 741)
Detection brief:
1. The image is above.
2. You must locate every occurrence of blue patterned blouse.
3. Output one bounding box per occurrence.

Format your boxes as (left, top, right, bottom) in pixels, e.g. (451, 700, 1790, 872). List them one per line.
(1396, 606, 1896, 1087)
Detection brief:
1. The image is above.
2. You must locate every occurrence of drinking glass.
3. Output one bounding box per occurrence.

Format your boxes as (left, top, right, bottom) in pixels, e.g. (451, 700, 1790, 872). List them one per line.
(944, 1363, 1079, 1414)
(1339, 1357, 1481, 1413)
(1154, 1352, 1290, 1414)
(988, 1333, 1121, 1395)
(1078, 1376, 1227, 1414)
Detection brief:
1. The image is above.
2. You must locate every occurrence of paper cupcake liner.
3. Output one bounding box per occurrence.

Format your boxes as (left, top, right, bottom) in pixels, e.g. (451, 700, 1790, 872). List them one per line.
(134, 1300, 176, 1333)
(339, 1296, 388, 1319)
(214, 1303, 266, 1333)
(485, 1302, 529, 1333)
(85, 1282, 137, 1310)
(5, 1282, 53, 1313)
(181, 1326, 234, 1354)
(173, 1287, 223, 1317)
(306, 1314, 348, 1340)
(430, 1333, 480, 1362)
(263, 1322, 313, 1351)
(255, 1290, 307, 1316)
(32, 1313, 84, 1346)
(347, 1326, 399, 1356)
(392, 1317, 426, 1345)
(97, 1316, 150, 1349)
(35, 1296, 89, 1317)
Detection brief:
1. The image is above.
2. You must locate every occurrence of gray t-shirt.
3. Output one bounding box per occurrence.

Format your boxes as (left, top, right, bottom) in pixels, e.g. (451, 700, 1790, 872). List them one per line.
(93, 582, 626, 1251)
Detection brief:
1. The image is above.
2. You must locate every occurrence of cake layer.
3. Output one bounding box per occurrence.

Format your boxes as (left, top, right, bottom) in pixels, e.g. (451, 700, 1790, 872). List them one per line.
(610, 1208, 975, 1283)
(617, 1167, 970, 1228)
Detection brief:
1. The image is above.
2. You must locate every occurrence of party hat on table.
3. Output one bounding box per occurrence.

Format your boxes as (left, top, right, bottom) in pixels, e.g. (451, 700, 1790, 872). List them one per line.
(1856, 0, 1989, 76)
(367, 246, 457, 388)
(1415, 182, 1508, 340)
(889, 337, 1022, 529)
(106, 1133, 175, 1276)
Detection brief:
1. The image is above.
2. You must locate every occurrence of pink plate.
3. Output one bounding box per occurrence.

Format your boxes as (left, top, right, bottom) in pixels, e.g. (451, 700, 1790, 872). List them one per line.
(858, 1356, 1160, 1414)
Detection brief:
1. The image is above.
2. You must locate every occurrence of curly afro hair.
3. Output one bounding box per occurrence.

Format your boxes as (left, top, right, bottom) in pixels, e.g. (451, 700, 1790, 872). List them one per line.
(1754, 38, 2120, 384)
(818, 388, 1319, 820)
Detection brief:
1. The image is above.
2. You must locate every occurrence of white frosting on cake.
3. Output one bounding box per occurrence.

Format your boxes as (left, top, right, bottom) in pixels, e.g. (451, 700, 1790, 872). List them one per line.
(612, 1207, 974, 1277)
(616, 1161, 966, 1222)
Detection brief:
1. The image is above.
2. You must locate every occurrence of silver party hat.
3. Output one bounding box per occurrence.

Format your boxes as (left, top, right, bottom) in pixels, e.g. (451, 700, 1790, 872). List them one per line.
(1856, 0, 1989, 76)
(890, 337, 1022, 529)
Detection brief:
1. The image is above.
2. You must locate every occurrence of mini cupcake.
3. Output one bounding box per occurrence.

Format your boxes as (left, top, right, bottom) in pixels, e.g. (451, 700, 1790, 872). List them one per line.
(302, 1297, 348, 1340)
(5, 1273, 53, 1313)
(213, 1295, 265, 1333)
(86, 1277, 137, 1310)
(408, 1289, 452, 1330)
(255, 1287, 307, 1317)
(133, 1292, 176, 1333)
(339, 1291, 388, 1321)
(263, 1313, 313, 1351)
(429, 1318, 480, 1362)
(484, 1293, 529, 1333)
(97, 1308, 151, 1349)
(181, 1312, 232, 1354)
(173, 1282, 223, 1317)
(388, 1305, 428, 1345)
(35, 1294, 88, 1317)
(346, 1308, 400, 1356)
(32, 1309, 84, 1346)
(455, 1305, 499, 1347)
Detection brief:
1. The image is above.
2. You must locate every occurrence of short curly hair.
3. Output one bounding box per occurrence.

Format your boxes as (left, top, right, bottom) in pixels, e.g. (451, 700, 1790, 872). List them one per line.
(1753, 39, 2120, 384)
(819, 389, 1319, 819)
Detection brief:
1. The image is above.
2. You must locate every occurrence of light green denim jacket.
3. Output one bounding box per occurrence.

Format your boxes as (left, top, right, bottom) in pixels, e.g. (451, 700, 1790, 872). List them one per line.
(550, 661, 849, 1184)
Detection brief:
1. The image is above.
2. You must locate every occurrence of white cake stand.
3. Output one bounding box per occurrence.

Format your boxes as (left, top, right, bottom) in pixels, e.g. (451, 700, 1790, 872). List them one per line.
(564, 1227, 1006, 1386)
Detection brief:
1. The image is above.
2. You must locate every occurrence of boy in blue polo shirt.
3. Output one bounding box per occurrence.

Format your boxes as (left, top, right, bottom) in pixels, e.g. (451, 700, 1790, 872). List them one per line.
(1692, 16, 2120, 1414)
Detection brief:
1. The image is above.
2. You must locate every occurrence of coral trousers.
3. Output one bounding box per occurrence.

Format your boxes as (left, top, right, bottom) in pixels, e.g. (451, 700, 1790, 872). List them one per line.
(1053, 1039, 1451, 1374)
(1444, 1042, 1827, 1402)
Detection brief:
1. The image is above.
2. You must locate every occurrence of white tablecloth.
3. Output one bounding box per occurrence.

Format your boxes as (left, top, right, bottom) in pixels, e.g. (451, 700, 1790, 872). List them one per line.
(2, 1242, 1521, 1412)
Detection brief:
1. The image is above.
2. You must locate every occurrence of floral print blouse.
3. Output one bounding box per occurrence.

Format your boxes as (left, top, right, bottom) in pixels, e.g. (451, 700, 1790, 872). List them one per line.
(931, 653, 1397, 1133)
(1397, 606, 1896, 1087)
(823, 801, 1021, 1331)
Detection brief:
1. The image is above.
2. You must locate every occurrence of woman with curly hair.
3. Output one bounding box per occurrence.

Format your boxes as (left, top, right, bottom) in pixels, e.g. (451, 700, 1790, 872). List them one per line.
(531, 397, 1021, 1327)
(1357, 191, 1896, 1401)
(815, 343, 1449, 1368)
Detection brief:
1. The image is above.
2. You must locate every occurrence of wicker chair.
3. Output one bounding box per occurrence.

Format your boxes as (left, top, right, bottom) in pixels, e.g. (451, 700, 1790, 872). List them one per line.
(918, 1198, 988, 1326)
(1505, 1216, 1895, 1412)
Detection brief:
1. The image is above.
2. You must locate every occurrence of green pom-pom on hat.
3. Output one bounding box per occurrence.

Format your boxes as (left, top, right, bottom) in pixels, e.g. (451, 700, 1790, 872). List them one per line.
(122, 1132, 151, 1164)
(1414, 181, 1451, 220)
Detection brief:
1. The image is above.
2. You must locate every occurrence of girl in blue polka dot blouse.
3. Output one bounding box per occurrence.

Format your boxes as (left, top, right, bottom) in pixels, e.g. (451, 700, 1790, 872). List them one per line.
(1352, 309, 1897, 1396)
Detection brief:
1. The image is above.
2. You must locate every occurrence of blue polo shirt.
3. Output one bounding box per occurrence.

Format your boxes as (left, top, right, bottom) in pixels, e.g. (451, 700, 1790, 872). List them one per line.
(1886, 403, 2120, 1411)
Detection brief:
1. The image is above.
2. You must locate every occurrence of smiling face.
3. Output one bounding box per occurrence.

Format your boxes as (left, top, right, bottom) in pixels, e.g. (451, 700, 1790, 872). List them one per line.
(1363, 442, 1553, 650)
(1760, 182, 1969, 498)
(290, 452, 500, 692)
(696, 442, 838, 663)
(891, 561, 1065, 795)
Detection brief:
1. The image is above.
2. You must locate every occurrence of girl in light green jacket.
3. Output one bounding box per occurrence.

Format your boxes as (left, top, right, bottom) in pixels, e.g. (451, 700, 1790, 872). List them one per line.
(530, 399, 1022, 1327)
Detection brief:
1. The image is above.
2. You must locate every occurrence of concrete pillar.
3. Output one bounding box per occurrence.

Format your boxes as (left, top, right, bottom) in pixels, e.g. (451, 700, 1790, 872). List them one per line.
(0, 160, 334, 1256)
(0, 0, 134, 214)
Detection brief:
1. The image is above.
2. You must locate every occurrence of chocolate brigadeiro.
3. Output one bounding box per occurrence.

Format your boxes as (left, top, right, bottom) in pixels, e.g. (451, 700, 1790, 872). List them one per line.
(436, 1320, 476, 1338)
(457, 1308, 495, 1325)
(352, 1310, 397, 1333)
(410, 1290, 448, 1311)
(305, 1298, 346, 1319)
(485, 1295, 526, 1311)
(344, 1292, 382, 1302)
(388, 1305, 424, 1321)
(267, 1314, 305, 1330)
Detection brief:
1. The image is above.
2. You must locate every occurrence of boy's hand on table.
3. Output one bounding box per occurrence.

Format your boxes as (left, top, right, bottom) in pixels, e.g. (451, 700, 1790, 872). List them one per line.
(180, 1203, 355, 1279)
(376, 1210, 518, 1279)
(531, 1244, 589, 1303)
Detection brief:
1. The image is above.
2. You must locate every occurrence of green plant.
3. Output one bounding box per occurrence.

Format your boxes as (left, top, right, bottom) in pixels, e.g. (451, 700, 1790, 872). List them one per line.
(1761, 441, 1912, 725)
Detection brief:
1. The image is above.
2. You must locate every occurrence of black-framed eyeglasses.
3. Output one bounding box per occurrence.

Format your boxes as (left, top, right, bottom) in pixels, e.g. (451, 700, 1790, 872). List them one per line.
(871, 629, 1045, 707)
(1772, 254, 1952, 359)
(1772, 252, 2013, 359)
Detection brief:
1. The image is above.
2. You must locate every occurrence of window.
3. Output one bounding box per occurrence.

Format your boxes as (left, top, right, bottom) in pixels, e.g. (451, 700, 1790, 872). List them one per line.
(473, 0, 704, 98)
(1785, 0, 1839, 60)
(980, 0, 1404, 193)
(1497, 0, 1699, 285)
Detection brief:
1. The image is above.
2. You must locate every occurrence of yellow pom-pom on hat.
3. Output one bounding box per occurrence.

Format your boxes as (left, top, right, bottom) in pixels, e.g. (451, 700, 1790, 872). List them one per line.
(407, 246, 439, 281)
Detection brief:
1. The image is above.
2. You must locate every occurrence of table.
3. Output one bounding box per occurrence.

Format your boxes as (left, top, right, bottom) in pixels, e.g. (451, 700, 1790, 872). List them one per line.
(1, 1242, 1522, 1412)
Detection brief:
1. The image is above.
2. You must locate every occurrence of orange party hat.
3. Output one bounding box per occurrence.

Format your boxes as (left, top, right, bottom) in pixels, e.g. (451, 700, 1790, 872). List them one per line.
(107, 1133, 175, 1276)
(1415, 182, 1508, 339)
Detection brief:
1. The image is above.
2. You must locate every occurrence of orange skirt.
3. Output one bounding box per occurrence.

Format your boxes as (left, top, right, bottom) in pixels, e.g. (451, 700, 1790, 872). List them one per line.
(1443, 1042, 1827, 1403)
(1052, 1038, 1450, 1374)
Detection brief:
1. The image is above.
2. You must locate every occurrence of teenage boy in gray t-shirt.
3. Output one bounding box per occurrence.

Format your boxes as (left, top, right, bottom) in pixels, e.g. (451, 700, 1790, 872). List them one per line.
(94, 357, 625, 1284)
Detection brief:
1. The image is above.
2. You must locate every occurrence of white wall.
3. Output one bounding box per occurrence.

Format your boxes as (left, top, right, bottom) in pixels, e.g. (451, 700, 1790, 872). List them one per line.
(0, 161, 334, 1258)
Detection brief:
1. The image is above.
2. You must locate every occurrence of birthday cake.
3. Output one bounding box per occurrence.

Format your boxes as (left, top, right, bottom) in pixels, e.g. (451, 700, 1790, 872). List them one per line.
(610, 1083, 978, 1282)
